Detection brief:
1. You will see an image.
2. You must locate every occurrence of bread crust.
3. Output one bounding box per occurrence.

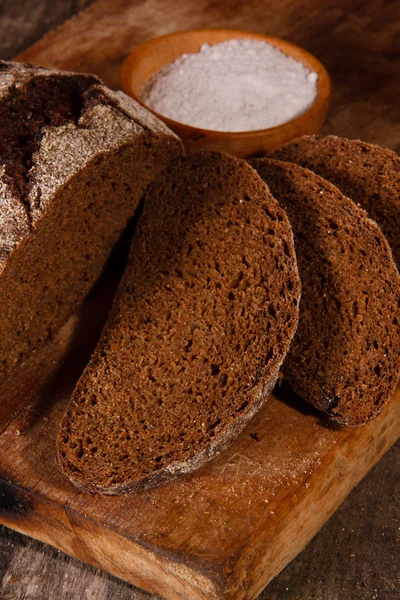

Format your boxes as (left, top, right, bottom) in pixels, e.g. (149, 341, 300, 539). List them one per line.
(0, 61, 183, 375)
(0, 60, 180, 271)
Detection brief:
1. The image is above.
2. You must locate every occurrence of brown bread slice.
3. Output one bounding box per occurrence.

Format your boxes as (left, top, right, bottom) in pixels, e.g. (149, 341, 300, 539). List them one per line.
(250, 158, 400, 426)
(57, 151, 301, 494)
(273, 135, 400, 268)
(0, 61, 183, 376)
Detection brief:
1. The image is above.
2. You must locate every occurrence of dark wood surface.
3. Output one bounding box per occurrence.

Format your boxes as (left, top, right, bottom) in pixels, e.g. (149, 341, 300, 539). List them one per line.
(0, 1, 399, 599)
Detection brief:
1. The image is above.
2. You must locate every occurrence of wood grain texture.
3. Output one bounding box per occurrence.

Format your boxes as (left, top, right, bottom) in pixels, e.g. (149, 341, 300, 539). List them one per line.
(0, 0, 95, 60)
(0, 1, 399, 599)
(1, 440, 398, 600)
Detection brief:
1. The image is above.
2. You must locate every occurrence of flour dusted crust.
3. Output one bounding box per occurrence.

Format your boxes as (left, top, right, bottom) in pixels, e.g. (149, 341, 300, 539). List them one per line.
(57, 152, 301, 494)
(27, 100, 145, 225)
(0, 61, 181, 258)
(0, 165, 30, 268)
(0, 60, 183, 375)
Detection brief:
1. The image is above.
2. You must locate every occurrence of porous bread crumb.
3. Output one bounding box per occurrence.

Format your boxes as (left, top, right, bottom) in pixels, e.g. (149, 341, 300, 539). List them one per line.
(57, 151, 301, 494)
(273, 134, 400, 268)
(250, 158, 400, 425)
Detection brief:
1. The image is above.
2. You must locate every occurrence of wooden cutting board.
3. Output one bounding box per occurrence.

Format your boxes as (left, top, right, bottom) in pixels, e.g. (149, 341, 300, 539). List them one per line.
(0, 1, 398, 599)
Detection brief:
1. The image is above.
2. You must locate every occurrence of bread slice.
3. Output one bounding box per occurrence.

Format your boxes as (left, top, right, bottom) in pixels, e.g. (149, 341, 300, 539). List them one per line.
(57, 151, 301, 494)
(0, 61, 183, 376)
(273, 135, 400, 268)
(250, 158, 400, 426)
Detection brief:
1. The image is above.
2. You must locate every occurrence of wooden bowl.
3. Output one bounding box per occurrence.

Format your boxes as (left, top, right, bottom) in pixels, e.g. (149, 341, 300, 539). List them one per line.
(120, 29, 331, 158)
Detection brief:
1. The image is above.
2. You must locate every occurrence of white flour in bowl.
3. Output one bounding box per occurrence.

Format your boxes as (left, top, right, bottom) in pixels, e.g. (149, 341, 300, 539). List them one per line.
(141, 39, 318, 132)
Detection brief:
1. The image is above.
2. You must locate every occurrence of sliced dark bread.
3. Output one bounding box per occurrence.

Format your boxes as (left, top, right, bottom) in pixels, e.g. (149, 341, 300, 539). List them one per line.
(57, 151, 301, 494)
(0, 61, 183, 376)
(250, 158, 400, 426)
(273, 135, 400, 268)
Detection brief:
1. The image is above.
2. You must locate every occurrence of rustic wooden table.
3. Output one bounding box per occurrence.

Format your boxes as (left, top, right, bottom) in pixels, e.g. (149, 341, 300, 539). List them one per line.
(0, 1, 398, 599)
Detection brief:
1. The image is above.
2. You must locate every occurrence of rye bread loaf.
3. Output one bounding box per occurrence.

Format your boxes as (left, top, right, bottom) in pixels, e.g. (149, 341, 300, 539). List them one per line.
(57, 151, 301, 494)
(0, 60, 183, 376)
(273, 135, 400, 268)
(250, 158, 400, 426)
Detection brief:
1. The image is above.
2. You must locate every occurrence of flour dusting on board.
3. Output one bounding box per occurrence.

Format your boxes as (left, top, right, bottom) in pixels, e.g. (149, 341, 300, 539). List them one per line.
(141, 39, 318, 131)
